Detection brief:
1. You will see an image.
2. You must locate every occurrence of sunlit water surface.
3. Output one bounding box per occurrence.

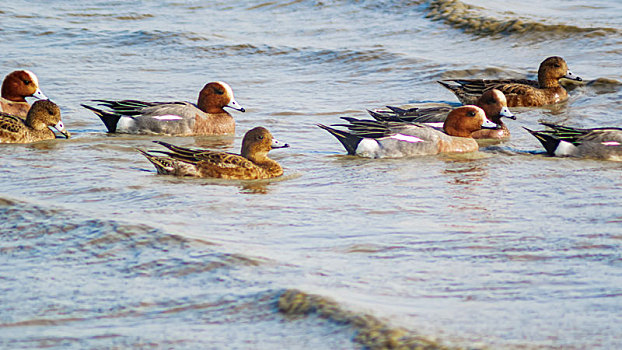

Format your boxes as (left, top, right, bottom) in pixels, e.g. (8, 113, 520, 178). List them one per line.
(1, 1, 621, 349)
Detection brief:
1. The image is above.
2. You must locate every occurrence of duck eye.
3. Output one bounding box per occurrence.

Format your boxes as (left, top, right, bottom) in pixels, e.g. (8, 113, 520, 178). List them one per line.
(23, 80, 31, 85)
(213, 88, 224, 95)
(258, 135, 264, 139)
(553, 64, 560, 68)
(467, 111, 476, 117)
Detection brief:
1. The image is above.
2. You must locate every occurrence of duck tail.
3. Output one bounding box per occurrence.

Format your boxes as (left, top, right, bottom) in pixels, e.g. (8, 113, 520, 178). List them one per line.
(317, 124, 362, 155)
(523, 127, 560, 156)
(136, 148, 175, 175)
(82, 103, 120, 133)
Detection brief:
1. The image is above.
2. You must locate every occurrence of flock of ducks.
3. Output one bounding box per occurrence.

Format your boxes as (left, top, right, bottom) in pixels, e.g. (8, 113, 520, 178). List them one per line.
(1, 56, 620, 181)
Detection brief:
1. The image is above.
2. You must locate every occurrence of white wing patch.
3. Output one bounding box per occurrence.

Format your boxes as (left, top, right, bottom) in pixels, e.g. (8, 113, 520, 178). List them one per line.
(152, 115, 183, 121)
(390, 133, 424, 143)
(601, 141, 621, 146)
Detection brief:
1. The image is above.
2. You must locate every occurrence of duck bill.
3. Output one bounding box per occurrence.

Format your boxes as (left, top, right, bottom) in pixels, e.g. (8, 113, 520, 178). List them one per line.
(499, 106, 516, 120)
(271, 138, 289, 149)
(31, 88, 48, 100)
(481, 119, 499, 130)
(52, 121, 70, 139)
(226, 98, 246, 112)
(564, 70, 582, 82)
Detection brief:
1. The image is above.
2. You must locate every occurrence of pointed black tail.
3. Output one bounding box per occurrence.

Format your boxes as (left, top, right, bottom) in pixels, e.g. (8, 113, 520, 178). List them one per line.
(317, 124, 362, 155)
(523, 127, 560, 156)
(82, 104, 121, 133)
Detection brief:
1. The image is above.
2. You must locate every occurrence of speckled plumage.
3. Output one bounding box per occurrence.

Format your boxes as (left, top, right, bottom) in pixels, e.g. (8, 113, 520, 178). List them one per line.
(439, 56, 582, 107)
(0, 99, 69, 143)
(139, 126, 289, 179)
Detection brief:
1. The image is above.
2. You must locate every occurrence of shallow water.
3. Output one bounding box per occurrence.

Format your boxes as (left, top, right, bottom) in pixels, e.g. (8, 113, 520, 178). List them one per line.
(1, 0, 622, 349)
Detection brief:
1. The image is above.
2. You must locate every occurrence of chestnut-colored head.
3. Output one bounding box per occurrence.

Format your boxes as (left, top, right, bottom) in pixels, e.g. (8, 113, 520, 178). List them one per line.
(26, 99, 69, 138)
(241, 126, 288, 161)
(475, 89, 514, 124)
(197, 81, 245, 114)
(1, 70, 48, 102)
(443, 105, 497, 138)
(537, 56, 581, 87)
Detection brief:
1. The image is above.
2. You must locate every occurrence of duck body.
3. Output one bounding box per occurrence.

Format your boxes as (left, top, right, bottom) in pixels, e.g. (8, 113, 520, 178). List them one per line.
(318, 106, 498, 158)
(83, 81, 245, 136)
(139, 127, 289, 179)
(525, 123, 622, 161)
(439, 56, 582, 107)
(371, 89, 515, 139)
(0, 70, 48, 118)
(0, 100, 69, 143)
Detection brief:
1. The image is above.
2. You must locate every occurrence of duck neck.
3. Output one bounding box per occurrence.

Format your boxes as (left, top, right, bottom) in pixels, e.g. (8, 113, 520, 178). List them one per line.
(443, 125, 472, 138)
(197, 95, 226, 114)
(538, 71, 560, 88)
(1, 83, 27, 102)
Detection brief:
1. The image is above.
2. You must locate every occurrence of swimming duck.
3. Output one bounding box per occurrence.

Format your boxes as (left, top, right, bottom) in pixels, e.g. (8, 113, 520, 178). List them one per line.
(0, 70, 48, 118)
(82, 81, 245, 135)
(138, 126, 289, 179)
(524, 123, 622, 161)
(439, 56, 582, 107)
(370, 89, 515, 139)
(0, 99, 69, 143)
(318, 105, 498, 158)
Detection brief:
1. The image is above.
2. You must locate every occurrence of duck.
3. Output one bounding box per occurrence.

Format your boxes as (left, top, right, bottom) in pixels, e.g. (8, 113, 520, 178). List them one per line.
(317, 105, 498, 158)
(439, 56, 582, 107)
(0, 70, 48, 118)
(369, 89, 515, 139)
(524, 123, 622, 161)
(82, 81, 245, 135)
(0, 99, 69, 143)
(138, 126, 289, 179)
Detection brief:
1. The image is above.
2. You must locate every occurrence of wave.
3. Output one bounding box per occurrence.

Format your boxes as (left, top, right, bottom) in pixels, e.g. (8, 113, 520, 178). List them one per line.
(278, 289, 456, 350)
(426, 0, 620, 37)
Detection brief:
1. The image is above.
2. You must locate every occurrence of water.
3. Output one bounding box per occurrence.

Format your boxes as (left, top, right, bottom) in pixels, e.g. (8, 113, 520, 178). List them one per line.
(1, 0, 621, 349)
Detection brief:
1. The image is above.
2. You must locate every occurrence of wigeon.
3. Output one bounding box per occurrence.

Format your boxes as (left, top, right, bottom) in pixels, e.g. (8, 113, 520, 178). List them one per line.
(82, 81, 245, 135)
(138, 126, 289, 179)
(524, 123, 622, 161)
(0, 100, 69, 143)
(317, 105, 498, 158)
(0, 70, 48, 118)
(370, 89, 515, 139)
(439, 56, 583, 107)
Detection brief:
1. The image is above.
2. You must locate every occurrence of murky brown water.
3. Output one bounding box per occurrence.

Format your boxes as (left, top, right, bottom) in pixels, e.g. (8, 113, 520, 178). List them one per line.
(1, 0, 621, 349)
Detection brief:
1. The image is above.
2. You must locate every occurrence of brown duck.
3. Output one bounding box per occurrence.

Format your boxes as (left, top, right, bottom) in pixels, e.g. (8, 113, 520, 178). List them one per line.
(0, 70, 48, 118)
(439, 56, 582, 107)
(0, 99, 69, 143)
(370, 89, 515, 139)
(139, 127, 289, 179)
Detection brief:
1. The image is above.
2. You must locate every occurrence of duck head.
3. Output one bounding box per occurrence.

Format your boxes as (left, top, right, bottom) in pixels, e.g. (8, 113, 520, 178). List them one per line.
(1, 70, 48, 102)
(443, 105, 498, 137)
(198, 81, 245, 114)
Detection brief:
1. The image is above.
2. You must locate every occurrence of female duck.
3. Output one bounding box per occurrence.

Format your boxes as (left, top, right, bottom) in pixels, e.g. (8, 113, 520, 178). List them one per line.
(0, 99, 69, 143)
(82, 81, 245, 135)
(1, 70, 48, 117)
(370, 89, 515, 139)
(318, 105, 498, 158)
(139, 126, 289, 179)
(525, 123, 622, 161)
(439, 56, 582, 107)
